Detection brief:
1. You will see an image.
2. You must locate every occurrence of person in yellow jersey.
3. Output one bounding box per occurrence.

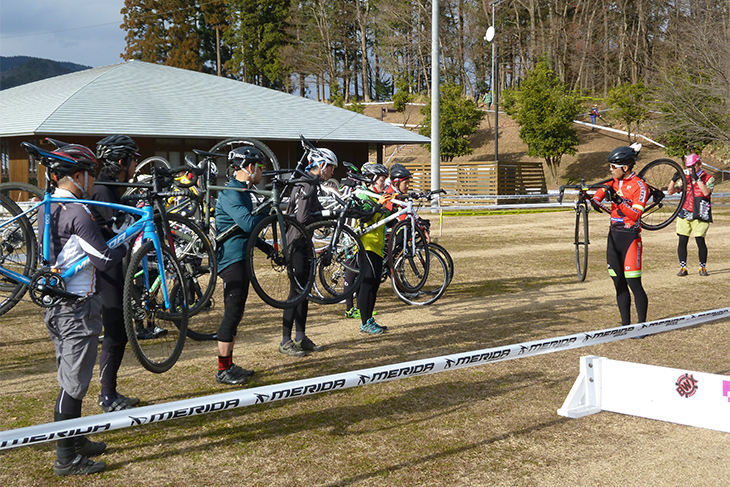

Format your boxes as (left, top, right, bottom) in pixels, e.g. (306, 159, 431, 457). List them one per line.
(344, 163, 394, 334)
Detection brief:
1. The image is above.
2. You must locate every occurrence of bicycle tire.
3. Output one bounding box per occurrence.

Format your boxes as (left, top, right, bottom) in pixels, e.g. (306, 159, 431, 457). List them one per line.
(306, 220, 364, 305)
(575, 204, 589, 282)
(0, 182, 44, 202)
(387, 219, 430, 294)
(209, 138, 280, 191)
(637, 158, 686, 231)
(392, 248, 448, 306)
(126, 156, 173, 197)
(123, 240, 188, 373)
(166, 214, 218, 339)
(0, 193, 37, 317)
(247, 214, 316, 309)
(428, 242, 454, 286)
(0, 182, 42, 241)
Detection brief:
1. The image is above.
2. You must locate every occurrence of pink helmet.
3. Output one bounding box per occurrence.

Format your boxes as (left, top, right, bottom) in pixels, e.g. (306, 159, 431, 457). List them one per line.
(685, 154, 700, 167)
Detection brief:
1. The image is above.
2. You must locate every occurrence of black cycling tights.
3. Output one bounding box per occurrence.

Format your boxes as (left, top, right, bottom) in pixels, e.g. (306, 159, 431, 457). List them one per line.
(678, 235, 707, 266)
(355, 251, 383, 324)
(612, 275, 648, 326)
(217, 261, 250, 343)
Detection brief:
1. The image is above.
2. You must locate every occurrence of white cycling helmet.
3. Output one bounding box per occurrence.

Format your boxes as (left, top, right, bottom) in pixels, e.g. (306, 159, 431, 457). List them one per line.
(307, 148, 338, 169)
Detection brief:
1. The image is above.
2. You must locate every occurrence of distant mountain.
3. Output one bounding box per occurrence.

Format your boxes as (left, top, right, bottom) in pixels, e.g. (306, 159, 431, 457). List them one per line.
(0, 56, 91, 90)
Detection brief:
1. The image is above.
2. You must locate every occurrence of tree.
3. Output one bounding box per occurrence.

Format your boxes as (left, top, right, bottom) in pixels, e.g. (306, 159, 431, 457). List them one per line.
(225, 0, 292, 88)
(503, 60, 579, 184)
(606, 82, 650, 143)
(418, 82, 485, 162)
(121, 0, 207, 70)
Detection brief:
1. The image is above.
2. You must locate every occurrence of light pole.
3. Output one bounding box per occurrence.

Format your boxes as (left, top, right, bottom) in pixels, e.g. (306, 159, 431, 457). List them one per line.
(430, 0, 441, 209)
(486, 0, 506, 164)
(485, 26, 498, 164)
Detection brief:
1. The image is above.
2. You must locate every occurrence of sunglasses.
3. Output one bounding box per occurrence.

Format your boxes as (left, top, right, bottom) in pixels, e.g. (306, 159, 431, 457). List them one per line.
(609, 163, 625, 170)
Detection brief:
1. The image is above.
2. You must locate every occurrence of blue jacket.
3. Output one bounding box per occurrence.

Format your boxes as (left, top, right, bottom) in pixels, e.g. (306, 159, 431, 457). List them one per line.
(215, 178, 265, 272)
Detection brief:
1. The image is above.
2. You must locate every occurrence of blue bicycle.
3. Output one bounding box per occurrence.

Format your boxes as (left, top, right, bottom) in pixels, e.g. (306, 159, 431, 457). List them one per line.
(0, 142, 192, 373)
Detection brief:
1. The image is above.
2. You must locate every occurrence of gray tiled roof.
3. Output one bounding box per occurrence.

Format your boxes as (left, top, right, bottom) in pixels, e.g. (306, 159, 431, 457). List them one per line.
(0, 60, 429, 144)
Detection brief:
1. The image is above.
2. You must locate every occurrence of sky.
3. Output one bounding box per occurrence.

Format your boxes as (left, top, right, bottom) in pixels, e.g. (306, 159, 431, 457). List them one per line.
(0, 1, 127, 68)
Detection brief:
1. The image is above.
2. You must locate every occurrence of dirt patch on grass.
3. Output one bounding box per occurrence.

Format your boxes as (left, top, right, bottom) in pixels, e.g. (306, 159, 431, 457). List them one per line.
(2, 210, 730, 485)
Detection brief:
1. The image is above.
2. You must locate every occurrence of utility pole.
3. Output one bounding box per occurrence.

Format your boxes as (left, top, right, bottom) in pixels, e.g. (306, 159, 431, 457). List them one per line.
(431, 0, 441, 208)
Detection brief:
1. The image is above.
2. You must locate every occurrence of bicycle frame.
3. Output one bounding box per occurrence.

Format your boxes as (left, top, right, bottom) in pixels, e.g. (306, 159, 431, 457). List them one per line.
(0, 191, 173, 308)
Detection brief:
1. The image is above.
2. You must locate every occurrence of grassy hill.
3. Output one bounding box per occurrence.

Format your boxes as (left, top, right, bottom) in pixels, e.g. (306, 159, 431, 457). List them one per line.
(366, 103, 730, 192)
(0, 56, 91, 90)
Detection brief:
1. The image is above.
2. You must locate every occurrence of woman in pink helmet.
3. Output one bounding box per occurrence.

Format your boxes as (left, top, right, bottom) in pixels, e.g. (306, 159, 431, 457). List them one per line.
(668, 153, 715, 276)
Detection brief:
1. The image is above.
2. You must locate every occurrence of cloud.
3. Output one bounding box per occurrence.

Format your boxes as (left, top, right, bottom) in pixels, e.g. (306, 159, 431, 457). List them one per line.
(0, 1, 125, 67)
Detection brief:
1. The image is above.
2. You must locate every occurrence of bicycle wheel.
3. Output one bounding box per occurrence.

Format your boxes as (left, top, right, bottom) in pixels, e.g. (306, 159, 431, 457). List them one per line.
(125, 156, 172, 197)
(392, 248, 448, 306)
(428, 242, 454, 286)
(387, 219, 430, 294)
(0, 182, 44, 203)
(0, 182, 42, 243)
(247, 214, 315, 309)
(123, 240, 188, 373)
(209, 138, 280, 190)
(0, 193, 36, 317)
(575, 204, 589, 282)
(166, 214, 218, 339)
(306, 220, 364, 305)
(638, 158, 686, 231)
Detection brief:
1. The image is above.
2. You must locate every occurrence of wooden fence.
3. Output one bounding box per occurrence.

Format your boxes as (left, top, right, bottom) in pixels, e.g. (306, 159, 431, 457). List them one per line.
(402, 160, 548, 205)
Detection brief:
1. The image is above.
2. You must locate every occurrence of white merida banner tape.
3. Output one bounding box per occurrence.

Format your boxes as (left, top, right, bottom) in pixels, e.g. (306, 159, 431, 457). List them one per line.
(2, 307, 729, 450)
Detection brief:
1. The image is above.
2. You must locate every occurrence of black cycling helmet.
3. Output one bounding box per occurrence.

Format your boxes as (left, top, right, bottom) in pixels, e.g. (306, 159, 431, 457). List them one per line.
(361, 162, 388, 181)
(607, 146, 638, 166)
(96, 135, 139, 172)
(389, 163, 411, 181)
(49, 144, 99, 177)
(228, 146, 265, 171)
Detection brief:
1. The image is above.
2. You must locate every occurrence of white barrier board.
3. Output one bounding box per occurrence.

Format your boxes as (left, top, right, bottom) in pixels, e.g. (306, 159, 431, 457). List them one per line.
(559, 356, 730, 433)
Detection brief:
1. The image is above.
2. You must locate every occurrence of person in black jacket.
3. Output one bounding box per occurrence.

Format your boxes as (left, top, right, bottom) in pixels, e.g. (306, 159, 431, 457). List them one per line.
(90, 135, 141, 412)
(279, 148, 337, 357)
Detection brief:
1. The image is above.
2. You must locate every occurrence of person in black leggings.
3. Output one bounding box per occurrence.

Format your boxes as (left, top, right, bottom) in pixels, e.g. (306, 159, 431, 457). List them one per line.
(278, 148, 338, 356)
(213, 146, 267, 385)
(345, 163, 393, 334)
(91, 135, 142, 413)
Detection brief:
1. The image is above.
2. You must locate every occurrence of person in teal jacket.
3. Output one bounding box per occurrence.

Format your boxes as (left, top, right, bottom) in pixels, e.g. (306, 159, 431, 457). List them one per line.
(213, 146, 267, 385)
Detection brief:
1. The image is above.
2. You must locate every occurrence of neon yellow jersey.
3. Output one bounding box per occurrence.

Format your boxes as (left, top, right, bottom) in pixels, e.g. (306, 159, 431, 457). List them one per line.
(357, 191, 389, 257)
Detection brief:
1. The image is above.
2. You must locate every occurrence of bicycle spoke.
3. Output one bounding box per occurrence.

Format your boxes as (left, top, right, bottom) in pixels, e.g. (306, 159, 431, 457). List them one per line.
(124, 241, 188, 373)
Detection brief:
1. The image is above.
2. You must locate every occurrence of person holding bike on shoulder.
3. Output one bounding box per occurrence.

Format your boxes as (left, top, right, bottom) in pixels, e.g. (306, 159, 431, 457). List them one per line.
(344, 163, 394, 335)
(213, 147, 267, 385)
(91, 135, 142, 413)
(386, 163, 431, 242)
(591, 145, 650, 327)
(278, 148, 337, 357)
(39, 144, 128, 476)
(667, 154, 715, 277)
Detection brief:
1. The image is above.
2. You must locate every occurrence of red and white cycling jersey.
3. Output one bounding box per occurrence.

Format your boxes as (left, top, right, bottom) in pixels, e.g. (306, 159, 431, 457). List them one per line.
(593, 172, 649, 232)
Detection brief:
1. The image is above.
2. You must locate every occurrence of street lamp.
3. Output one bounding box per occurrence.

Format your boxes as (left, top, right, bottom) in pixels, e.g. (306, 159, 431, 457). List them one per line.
(485, 25, 498, 164)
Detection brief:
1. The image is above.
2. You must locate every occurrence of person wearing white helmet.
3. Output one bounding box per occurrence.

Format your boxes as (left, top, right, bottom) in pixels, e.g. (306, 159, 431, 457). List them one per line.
(668, 153, 715, 276)
(278, 147, 338, 357)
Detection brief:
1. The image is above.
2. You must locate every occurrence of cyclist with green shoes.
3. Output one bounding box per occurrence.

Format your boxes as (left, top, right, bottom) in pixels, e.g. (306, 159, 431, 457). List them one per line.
(344, 163, 394, 334)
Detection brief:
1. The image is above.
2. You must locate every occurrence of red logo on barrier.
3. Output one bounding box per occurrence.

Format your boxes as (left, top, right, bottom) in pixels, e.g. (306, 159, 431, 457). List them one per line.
(676, 373, 698, 398)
